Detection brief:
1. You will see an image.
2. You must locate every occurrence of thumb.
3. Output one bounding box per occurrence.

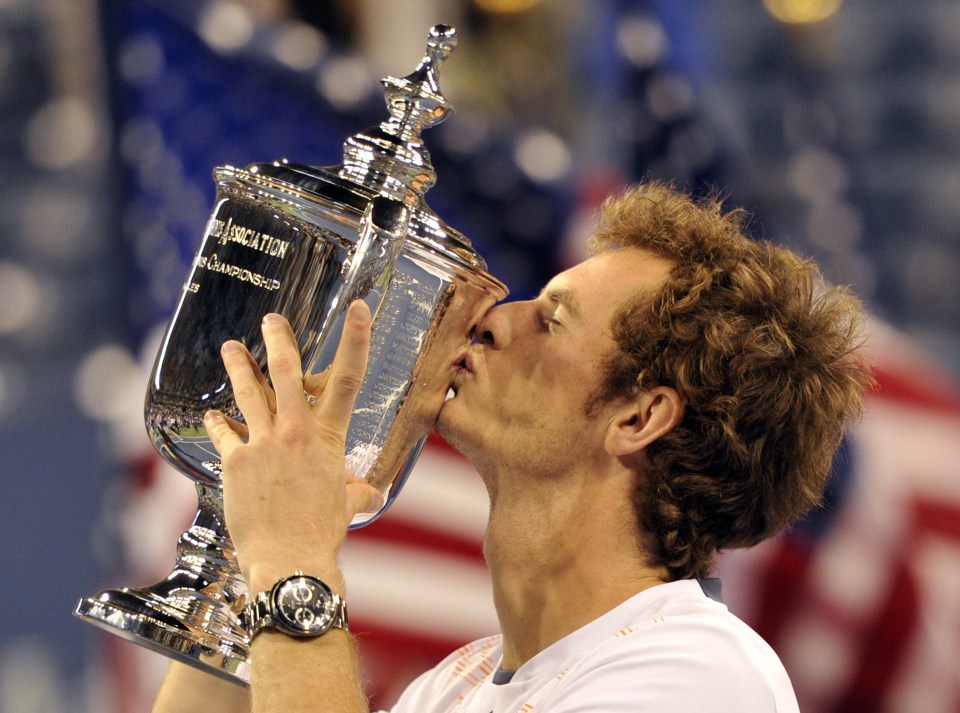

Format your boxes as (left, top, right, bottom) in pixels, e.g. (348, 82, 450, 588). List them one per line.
(345, 482, 385, 520)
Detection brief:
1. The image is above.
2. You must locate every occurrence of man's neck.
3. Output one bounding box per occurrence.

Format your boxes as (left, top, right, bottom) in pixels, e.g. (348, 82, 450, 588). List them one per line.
(481, 465, 668, 671)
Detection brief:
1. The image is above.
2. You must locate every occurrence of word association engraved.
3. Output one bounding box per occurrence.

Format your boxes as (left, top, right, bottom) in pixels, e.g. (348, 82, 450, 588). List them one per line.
(211, 216, 291, 258)
(188, 216, 295, 293)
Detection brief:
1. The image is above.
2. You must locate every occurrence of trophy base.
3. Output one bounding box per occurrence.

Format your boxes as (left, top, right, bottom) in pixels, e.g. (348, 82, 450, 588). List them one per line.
(75, 587, 251, 685)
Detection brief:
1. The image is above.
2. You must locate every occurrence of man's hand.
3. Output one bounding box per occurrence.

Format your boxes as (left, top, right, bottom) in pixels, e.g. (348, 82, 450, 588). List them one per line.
(204, 301, 383, 593)
(152, 303, 378, 713)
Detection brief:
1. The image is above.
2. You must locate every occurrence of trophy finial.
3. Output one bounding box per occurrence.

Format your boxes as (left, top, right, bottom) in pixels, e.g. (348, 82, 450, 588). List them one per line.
(380, 24, 458, 139)
(425, 24, 458, 76)
(340, 25, 460, 202)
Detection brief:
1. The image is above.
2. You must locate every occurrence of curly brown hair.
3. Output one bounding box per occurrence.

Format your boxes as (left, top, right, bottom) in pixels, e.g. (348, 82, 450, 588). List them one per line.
(587, 182, 873, 580)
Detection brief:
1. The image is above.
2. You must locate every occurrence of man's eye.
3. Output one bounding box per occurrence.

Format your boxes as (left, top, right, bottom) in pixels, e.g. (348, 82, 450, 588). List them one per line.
(541, 317, 561, 332)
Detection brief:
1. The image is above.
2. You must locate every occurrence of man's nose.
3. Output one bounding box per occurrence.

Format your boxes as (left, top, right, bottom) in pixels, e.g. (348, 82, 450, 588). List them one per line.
(474, 302, 515, 349)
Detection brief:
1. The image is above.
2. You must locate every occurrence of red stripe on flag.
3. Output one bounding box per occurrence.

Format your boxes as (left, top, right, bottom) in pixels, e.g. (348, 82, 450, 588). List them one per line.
(752, 536, 815, 646)
(829, 556, 919, 713)
(911, 499, 960, 541)
(353, 516, 486, 564)
(871, 367, 960, 415)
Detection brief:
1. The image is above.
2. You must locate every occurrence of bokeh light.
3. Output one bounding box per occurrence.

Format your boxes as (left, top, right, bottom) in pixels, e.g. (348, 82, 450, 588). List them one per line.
(73, 344, 142, 422)
(316, 55, 375, 110)
(269, 20, 327, 71)
(473, 0, 543, 14)
(513, 128, 572, 184)
(616, 13, 669, 69)
(197, 1, 254, 53)
(0, 262, 44, 335)
(764, 0, 844, 24)
(24, 96, 103, 169)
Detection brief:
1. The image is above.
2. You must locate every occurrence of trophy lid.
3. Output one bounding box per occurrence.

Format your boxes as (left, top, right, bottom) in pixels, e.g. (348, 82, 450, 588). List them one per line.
(243, 25, 497, 275)
(338, 22, 456, 202)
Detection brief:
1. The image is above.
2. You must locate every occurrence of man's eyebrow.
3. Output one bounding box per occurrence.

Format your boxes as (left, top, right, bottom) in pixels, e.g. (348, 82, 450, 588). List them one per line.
(539, 286, 583, 322)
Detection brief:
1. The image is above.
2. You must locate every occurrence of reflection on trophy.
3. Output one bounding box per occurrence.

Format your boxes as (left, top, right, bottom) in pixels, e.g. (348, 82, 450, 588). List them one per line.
(75, 24, 507, 685)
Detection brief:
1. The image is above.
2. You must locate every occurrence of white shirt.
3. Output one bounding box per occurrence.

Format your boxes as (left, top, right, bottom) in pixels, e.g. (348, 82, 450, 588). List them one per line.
(379, 579, 799, 713)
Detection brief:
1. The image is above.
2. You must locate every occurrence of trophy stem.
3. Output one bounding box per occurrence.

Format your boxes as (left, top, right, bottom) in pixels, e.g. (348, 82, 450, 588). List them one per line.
(75, 481, 252, 685)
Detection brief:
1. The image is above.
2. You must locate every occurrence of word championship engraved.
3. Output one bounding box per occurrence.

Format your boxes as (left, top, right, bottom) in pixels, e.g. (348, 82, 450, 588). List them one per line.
(187, 215, 295, 293)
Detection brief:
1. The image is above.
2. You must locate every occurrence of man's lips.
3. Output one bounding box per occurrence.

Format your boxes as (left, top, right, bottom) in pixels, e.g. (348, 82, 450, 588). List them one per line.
(446, 351, 476, 400)
(451, 348, 476, 375)
(457, 352, 475, 375)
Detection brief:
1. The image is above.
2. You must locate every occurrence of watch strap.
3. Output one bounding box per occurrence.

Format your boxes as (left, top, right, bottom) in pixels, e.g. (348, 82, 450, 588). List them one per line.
(244, 590, 276, 636)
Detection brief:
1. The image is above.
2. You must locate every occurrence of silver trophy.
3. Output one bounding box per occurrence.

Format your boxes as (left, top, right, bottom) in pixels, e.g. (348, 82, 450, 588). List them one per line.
(75, 24, 507, 685)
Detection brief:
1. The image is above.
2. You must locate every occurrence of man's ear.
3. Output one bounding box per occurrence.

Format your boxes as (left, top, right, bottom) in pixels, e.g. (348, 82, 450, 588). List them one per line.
(605, 386, 683, 457)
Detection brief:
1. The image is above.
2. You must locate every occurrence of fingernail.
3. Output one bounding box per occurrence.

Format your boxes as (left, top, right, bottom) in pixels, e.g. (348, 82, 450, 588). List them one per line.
(370, 490, 385, 512)
(203, 410, 220, 424)
(348, 300, 369, 322)
(262, 313, 282, 326)
(222, 340, 242, 354)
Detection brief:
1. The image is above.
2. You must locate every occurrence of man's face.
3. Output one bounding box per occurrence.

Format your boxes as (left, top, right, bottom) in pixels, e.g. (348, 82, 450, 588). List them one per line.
(437, 247, 673, 478)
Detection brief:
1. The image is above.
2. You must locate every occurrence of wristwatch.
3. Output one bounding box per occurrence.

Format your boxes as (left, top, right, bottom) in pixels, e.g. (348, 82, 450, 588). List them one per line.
(243, 572, 349, 639)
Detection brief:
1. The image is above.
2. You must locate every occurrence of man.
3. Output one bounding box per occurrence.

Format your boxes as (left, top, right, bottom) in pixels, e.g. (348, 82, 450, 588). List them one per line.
(152, 182, 871, 712)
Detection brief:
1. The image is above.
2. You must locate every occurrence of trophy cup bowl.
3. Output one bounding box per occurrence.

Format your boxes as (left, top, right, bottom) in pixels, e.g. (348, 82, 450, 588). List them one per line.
(75, 24, 508, 684)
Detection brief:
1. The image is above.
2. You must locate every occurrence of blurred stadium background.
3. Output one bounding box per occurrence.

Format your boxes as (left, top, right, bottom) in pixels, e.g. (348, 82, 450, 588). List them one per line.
(1, 0, 959, 711)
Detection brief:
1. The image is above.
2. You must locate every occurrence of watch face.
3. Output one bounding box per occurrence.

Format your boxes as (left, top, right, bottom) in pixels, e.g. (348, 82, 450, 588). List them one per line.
(271, 575, 335, 636)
